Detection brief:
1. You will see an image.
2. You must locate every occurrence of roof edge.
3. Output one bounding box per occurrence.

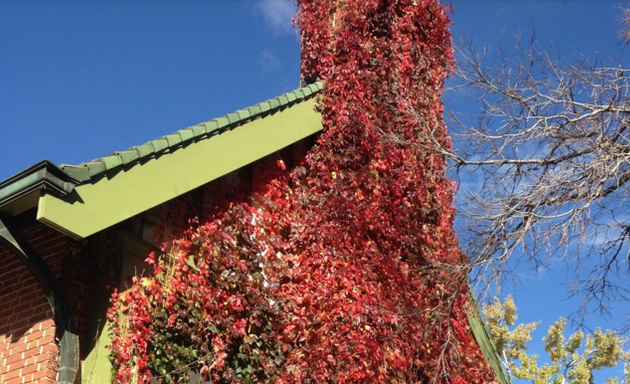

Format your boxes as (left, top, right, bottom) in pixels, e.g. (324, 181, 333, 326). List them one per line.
(60, 82, 324, 183)
(0, 160, 79, 212)
(467, 290, 511, 384)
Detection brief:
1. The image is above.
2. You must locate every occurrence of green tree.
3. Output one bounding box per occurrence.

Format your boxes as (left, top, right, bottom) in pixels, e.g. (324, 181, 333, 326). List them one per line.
(483, 296, 630, 384)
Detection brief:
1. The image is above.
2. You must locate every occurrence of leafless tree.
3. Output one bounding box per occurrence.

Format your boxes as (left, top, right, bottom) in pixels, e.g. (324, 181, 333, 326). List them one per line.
(619, 2, 630, 45)
(440, 33, 630, 322)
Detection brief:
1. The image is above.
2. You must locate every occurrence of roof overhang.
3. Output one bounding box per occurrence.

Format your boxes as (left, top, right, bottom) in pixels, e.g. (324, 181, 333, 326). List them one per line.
(36, 96, 323, 239)
(0, 160, 79, 217)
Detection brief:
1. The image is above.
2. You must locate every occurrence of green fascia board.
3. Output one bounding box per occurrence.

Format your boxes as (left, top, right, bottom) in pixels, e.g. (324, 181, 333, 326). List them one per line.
(204, 120, 219, 133)
(268, 99, 281, 109)
(37, 97, 323, 239)
(467, 292, 511, 384)
(259, 102, 271, 114)
(215, 116, 230, 129)
(88, 162, 106, 177)
(248, 105, 262, 117)
(135, 143, 155, 158)
(55, 83, 323, 185)
(191, 124, 207, 137)
(236, 109, 252, 120)
(278, 95, 290, 105)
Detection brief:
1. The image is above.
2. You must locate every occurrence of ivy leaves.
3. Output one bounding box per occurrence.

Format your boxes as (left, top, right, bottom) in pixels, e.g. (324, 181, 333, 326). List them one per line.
(108, 1, 496, 383)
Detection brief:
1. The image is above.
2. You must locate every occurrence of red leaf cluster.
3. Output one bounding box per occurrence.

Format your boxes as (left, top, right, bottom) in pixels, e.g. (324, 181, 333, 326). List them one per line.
(108, 1, 498, 383)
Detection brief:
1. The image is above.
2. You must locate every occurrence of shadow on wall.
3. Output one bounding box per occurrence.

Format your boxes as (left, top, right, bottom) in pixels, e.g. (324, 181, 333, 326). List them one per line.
(0, 221, 99, 383)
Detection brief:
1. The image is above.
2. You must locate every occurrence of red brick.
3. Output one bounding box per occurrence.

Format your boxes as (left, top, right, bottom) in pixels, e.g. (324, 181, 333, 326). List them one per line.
(0, 227, 78, 383)
(18, 291, 41, 304)
(5, 352, 23, 366)
(35, 350, 56, 363)
(33, 368, 55, 380)
(2, 367, 20, 380)
(13, 302, 32, 315)
(22, 346, 40, 359)
(19, 363, 38, 375)
(9, 342, 26, 355)
(41, 343, 57, 354)
(40, 319, 55, 329)
(25, 330, 44, 343)
(24, 356, 37, 367)
(27, 314, 50, 326)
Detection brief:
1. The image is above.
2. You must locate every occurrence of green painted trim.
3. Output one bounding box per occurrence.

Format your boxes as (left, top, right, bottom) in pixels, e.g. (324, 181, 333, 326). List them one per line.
(59, 82, 323, 183)
(81, 322, 112, 384)
(467, 293, 511, 384)
(37, 98, 323, 239)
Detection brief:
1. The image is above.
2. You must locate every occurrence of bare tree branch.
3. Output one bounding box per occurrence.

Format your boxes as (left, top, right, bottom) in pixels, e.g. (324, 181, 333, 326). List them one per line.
(618, 1, 630, 45)
(441, 34, 630, 322)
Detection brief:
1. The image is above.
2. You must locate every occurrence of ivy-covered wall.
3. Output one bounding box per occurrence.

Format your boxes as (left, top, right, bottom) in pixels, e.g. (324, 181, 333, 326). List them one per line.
(107, 2, 499, 383)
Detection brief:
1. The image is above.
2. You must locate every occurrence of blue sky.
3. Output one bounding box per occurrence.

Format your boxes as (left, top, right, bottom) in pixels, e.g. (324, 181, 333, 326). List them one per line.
(448, 1, 630, 380)
(0, 0, 301, 178)
(1, 0, 628, 378)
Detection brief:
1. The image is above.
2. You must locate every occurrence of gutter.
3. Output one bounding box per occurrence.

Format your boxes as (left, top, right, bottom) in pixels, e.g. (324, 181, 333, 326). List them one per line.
(0, 160, 79, 214)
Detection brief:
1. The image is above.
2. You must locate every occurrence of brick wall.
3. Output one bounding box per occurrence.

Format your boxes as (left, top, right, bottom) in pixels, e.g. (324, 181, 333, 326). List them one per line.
(0, 224, 94, 384)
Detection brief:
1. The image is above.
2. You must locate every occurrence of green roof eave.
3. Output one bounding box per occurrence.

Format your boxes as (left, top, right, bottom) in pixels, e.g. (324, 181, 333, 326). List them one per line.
(36, 83, 324, 239)
(0, 160, 79, 216)
(59, 82, 323, 184)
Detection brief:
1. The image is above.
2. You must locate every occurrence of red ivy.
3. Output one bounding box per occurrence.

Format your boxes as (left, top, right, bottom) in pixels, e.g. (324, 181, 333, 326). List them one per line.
(108, 1, 498, 383)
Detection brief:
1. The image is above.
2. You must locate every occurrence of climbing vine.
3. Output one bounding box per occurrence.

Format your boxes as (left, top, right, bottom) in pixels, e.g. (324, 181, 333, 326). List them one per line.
(108, 1, 497, 383)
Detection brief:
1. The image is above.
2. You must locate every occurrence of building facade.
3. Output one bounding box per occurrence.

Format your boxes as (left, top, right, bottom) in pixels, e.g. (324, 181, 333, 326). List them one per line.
(0, 82, 507, 384)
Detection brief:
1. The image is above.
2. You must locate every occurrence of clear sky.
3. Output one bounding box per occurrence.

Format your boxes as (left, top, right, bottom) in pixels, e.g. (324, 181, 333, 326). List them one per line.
(1, 0, 628, 379)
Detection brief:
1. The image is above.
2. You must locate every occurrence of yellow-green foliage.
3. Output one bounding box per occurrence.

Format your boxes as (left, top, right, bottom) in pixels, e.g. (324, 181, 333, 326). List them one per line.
(483, 296, 630, 384)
